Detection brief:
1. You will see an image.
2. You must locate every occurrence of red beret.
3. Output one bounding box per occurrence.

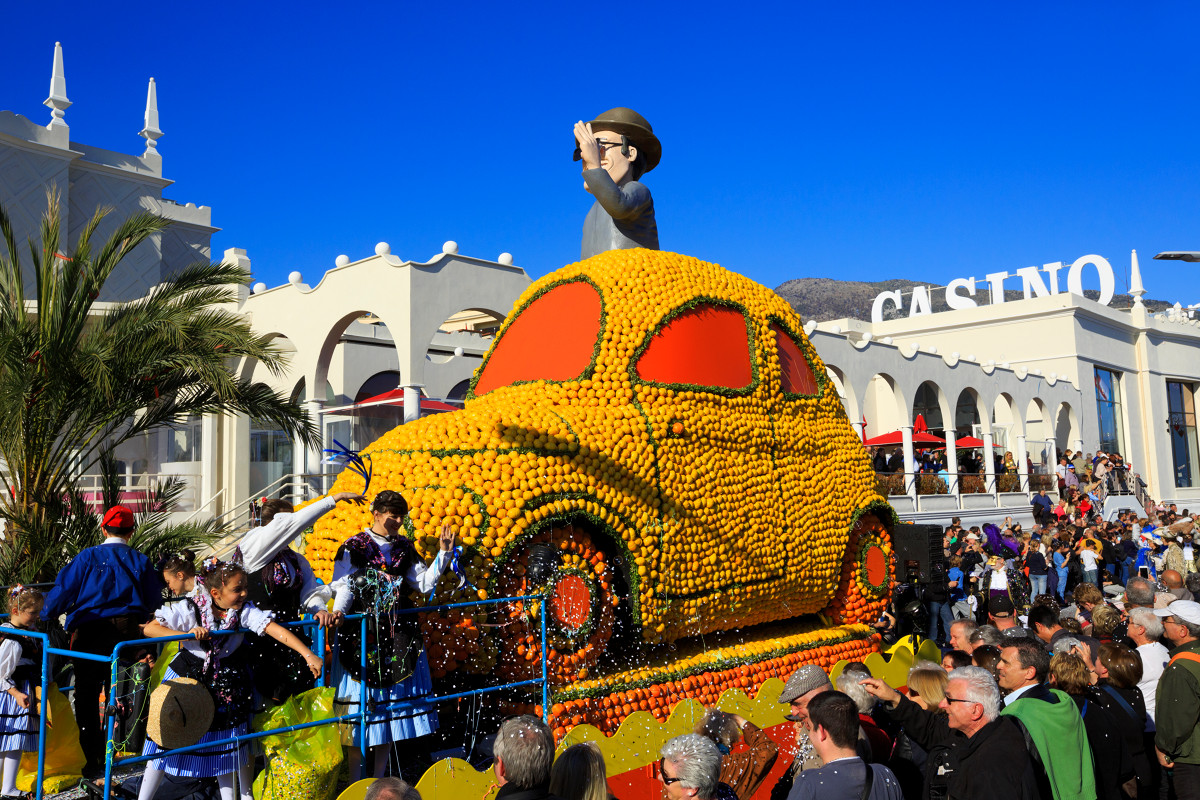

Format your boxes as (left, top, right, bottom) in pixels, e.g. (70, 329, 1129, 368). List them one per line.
(102, 505, 135, 529)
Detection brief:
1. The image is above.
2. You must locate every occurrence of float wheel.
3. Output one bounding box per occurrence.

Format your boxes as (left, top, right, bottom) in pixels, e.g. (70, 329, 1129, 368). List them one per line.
(493, 519, 619, 685)
(822, 512, 894, 625)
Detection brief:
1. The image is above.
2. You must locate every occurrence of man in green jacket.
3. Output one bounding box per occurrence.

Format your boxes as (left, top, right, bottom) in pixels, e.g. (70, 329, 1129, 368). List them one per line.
(1154, 600, 1200, 800)
(997, 638, 1097, 800)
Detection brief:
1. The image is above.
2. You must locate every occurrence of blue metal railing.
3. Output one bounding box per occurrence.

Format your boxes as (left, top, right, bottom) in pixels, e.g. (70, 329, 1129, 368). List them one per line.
(10, 592, 549, 800)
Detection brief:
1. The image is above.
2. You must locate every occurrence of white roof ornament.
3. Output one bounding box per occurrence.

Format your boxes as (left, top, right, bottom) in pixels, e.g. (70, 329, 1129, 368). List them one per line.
(1129, 249, 1145, 306)
(44, 42, 71, 129)
(139, 78, 163, 157)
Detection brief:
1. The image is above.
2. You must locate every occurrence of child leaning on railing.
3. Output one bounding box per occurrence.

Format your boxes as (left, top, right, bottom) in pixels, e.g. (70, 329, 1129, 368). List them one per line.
(0, 585, 46, 798)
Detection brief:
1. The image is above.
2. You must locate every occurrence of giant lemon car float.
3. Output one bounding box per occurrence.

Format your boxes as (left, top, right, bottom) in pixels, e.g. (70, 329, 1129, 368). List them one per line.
(306, 248, 895, 737)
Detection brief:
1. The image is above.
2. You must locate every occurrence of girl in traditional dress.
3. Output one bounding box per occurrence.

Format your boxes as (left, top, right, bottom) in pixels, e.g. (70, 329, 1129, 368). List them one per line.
(137, 558, 323, 800)
(331, 490, 454, 779)
(0, 586, 44, 800)
(237, 491, 362, 705)
(159, 550, 202, 600)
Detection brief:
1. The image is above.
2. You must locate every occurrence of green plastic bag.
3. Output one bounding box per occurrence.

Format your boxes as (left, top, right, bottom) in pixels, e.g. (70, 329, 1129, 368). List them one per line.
(148, 640, 179, 695)
(252, 687, 343, 800)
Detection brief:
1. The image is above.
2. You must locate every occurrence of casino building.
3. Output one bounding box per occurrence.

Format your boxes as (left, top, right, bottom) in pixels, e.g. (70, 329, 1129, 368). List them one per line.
(3, 44, 1197, 528)
(805, 262, 1200, 519)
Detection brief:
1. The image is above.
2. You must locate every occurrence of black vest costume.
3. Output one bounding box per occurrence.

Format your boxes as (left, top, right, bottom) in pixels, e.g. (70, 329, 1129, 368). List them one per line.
(334, 531, 423, 689)
(163, 598, 253, 730)
(245, 550, 316, 704)
(0, 628, 41, 732)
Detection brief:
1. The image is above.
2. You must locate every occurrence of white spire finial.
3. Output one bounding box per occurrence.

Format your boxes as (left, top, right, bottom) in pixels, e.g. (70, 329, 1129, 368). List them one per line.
(43, 42, 71, 129)
(139, 77, 163, 157)
(1130, 249, 1145, 305)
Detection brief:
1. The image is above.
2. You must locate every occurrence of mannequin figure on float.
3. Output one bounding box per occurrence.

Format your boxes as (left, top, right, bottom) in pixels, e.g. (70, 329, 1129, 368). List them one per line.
(573, 107, 661, 258)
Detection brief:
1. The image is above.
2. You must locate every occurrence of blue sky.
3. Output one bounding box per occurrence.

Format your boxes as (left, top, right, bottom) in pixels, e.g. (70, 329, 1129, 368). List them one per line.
(4, 2, 1200, 306)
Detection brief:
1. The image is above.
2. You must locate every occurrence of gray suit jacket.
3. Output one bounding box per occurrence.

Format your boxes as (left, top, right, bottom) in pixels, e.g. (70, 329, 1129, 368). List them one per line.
(581, 168, 658, 258)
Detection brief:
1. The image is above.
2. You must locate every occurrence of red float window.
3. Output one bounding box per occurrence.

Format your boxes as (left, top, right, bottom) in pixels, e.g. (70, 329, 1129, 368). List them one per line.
(474, 280, 603, 396)
(635, 303, 753, 390)
(771, 322, 819, 396)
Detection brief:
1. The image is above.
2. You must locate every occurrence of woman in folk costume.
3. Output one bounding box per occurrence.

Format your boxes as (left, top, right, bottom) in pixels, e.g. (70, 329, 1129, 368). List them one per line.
(0, 587, 45, 800)
(237, 491, 363, 705)
(330, 490, 454, 779)
(137, 557, 323, 800)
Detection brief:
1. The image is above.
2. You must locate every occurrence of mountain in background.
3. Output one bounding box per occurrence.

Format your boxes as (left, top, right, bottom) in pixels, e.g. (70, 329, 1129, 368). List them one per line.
(773, 277, 1174, 323)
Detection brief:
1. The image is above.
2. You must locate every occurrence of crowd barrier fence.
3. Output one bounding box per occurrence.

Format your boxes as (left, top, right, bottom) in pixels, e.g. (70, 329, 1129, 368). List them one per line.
(8, 592, 549, 800)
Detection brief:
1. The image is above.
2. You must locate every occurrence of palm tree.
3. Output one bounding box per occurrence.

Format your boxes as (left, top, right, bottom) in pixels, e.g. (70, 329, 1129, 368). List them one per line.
(0, 193, 316, 581)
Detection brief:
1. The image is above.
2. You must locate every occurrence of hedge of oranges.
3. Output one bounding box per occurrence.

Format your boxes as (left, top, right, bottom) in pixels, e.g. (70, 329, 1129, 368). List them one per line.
(540, 624, 878, 738)
(306, 248, 889, 684)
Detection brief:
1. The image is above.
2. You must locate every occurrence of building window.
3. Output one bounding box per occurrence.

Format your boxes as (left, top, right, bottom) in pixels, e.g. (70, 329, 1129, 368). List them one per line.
(169, 415, 203, 462)
(1167, 381, 1199, 489)
(250, 419, 293, 469)
(1094, 367, 1124, 456)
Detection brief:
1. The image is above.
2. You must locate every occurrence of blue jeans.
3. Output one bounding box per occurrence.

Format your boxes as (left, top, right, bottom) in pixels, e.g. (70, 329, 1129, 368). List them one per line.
(927, 600, 954, 644)
(1084, 568, 1099, 589)
(1029, 574, 1047, 598)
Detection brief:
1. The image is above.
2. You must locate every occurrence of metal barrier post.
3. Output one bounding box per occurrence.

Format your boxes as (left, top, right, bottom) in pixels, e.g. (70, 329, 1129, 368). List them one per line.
(541, 596, 549, 724)
(315, 623, 326, 689)
(358, 613, 367, 780)
(34, 634, 48, 800)
(103, 646, 120, 800)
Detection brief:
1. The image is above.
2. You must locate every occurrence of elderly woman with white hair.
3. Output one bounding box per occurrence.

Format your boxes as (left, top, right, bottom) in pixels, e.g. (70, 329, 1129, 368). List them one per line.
(657, 734, 734, 800)
(836, 671, 893, 763)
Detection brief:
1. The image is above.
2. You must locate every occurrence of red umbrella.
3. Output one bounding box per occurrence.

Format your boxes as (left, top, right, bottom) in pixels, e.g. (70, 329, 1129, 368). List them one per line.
(931, 436, 1004, 449)
(863, 415, 946, 448)
(323, 389, 460, 415)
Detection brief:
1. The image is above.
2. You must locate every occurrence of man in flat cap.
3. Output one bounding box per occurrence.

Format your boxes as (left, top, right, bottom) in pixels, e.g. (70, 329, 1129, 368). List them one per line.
(573, 107, 660, 259)
(768, 665, 833, 800)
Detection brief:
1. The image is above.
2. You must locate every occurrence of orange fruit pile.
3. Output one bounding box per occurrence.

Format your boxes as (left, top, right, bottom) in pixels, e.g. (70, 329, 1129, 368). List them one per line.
(306, 248, 890, 692)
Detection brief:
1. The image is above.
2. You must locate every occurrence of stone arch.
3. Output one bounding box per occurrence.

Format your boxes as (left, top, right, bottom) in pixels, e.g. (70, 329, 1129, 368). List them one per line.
(238, 332, 297, 384)
(863, 373, 909, 438)
(954, 388, 985, 440)
(825, 364, 859, 423)
(912, 380, 950, 432)
(311, 310, 401, 402)
(1055, 401, 1080, 451)
(1025, 397, 1053, 469)
(991, 393, 1021, 449)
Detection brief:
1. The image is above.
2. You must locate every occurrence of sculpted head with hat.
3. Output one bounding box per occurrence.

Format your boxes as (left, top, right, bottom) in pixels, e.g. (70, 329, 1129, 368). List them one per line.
(573, 107, 661, 188)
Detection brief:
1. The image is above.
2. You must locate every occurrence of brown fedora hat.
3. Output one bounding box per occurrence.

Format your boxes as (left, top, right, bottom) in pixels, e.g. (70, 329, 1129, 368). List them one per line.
(581, 107, 661, 174)
(147, 677, 215, 751)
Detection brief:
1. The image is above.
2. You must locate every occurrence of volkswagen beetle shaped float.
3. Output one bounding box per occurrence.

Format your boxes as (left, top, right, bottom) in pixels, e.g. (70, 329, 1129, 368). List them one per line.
(306, 248, 895, 696)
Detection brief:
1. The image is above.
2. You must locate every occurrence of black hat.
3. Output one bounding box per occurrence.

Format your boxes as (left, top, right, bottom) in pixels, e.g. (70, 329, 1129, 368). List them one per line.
(576, 108, 661, 173)
(991, 596, 1015, 617)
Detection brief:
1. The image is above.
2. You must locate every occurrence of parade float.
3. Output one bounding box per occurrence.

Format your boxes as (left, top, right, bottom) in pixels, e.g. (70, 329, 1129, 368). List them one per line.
(305, 246, 897, 741)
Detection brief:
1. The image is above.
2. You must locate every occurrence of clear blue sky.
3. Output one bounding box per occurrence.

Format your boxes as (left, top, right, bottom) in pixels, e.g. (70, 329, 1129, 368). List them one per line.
(4, 2, 1199, 305)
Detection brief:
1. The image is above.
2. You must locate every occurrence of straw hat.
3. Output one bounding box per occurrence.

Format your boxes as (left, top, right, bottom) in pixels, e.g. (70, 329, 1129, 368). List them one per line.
(147, 678, 214, 750)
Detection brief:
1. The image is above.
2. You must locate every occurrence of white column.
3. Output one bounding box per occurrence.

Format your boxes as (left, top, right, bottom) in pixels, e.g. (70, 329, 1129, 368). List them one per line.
(304, 399, 325, 469)
(403, 385, 422, 423)
(1045, 438, 1058, 475)
(901, 425, 917, 499)
(852, 421, 865, 441)
(944, 428, 960, 496)
(1016, 434, 1029, 492)
(983, 431, 996, 493)
(200, 413, 219, 516)
(1073, 439, 1085, 457)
